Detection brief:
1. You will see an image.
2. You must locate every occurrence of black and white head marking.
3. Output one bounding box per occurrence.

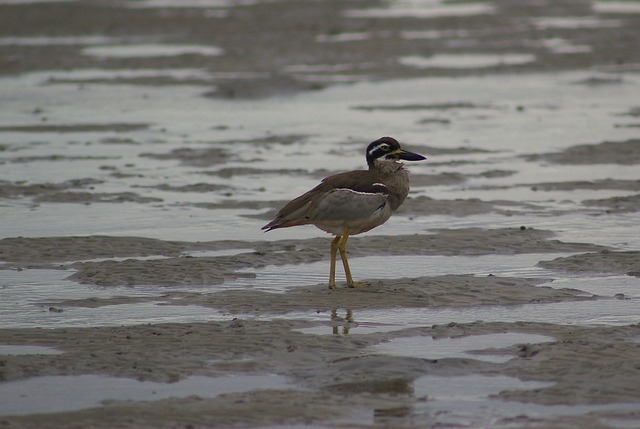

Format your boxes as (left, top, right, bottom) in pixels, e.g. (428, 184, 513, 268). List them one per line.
(365, 137, 401, 166)
(368, 141, 391, 157)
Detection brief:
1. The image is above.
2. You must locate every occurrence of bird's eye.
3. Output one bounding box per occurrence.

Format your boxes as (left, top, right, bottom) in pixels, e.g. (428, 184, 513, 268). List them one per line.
(367, 141, 393, 159)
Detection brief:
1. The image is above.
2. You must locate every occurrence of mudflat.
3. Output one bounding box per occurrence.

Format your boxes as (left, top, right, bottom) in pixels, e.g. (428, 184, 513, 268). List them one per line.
(1, 1, 640, 428)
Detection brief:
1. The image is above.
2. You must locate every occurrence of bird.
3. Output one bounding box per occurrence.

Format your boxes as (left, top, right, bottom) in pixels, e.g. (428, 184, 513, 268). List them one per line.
(262, 137, 426, 289)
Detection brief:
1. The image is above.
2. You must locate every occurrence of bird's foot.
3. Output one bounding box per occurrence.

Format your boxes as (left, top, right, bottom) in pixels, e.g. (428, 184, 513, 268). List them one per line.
(347, 281, 369, 289)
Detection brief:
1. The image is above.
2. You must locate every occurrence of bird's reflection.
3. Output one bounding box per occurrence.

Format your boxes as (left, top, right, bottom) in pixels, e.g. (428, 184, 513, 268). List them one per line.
(331, 308, 353, 335)
(326, 308, 420, 423)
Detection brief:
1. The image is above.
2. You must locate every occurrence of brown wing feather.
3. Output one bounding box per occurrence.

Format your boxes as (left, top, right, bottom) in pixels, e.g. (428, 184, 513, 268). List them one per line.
(262, 170, 388, 231)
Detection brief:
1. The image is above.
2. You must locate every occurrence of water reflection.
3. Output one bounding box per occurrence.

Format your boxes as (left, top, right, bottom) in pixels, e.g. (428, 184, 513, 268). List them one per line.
(331, 308, 353, 335)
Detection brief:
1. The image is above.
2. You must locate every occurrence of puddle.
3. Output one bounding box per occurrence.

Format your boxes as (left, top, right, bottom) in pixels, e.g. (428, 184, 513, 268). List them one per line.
(547, 275, 640, 298)
(532, 16, 623, 29)
(344, 1, 494, 19)
(398, 54, 536, 69)
(291, 292, 640, 335)
(125, 0, 267, 9)
(0, 345, 63, 356)
(410, 374, 637, 428)
(182, 248, 255, 258)
(542, 38, 592, 54)
(415, 374, 552, 400)
(82, 44, 223, 58)
(0, 268, 227, 328)
(372, 333, 555, 363)
(593, 1, 640, 14)
(0, 374, 292, 416)
(39, 68, 217, 82)
(295, 320, 418, 336)
(330, 298, 640, 330)
(316, 32, 374, 43)
(401, 29, 473, 40)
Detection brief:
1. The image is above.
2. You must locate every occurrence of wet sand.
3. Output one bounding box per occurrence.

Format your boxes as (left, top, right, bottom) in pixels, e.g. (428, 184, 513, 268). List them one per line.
(1, 0, 640, 428)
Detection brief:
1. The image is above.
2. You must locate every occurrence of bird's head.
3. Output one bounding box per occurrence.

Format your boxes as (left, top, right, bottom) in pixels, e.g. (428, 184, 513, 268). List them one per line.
(365, 137, 427, 168)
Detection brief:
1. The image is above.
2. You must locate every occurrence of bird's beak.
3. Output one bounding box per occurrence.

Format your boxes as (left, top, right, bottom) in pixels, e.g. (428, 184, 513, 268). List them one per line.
(397, 149, 427, 161)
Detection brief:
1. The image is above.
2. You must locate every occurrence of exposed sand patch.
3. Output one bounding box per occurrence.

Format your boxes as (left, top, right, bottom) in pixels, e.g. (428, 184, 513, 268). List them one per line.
(524, 139, 640, 165)
(0, 179, 103, 200)
(0, 123, 149, 133)
(140, 147, 235, 168)
(398, 196, 544, 217)
(528, 179, 640, 192)
(162, 275, 592, 314)
(539, 251, 640, 277)
(0, 236, 187, 264)
(583, 193, 640, 213)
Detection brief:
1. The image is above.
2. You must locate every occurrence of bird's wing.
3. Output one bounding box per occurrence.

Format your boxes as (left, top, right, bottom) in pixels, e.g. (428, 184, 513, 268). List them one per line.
(306, 186, 388, 222)
(262, 191, 314, 230)
(262, 170, 389, 230)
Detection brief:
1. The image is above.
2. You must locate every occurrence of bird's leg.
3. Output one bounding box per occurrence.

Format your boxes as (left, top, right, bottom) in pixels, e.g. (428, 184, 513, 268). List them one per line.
(329, 235, 341, 289)
(336, 232, 364, 288)
(337, 232, 354, 286)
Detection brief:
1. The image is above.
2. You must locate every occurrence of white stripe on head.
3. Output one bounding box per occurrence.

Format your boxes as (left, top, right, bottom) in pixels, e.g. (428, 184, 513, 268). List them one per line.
(368, 142, 390, 157)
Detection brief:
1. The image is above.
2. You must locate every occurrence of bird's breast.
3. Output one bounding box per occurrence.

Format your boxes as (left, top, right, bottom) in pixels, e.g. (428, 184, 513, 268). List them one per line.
(378, 170, 410, 211)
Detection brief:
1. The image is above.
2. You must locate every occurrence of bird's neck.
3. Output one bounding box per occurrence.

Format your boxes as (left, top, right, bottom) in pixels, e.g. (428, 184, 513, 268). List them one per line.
(369, 160, 410, 211)
(369, 159, 405, 173)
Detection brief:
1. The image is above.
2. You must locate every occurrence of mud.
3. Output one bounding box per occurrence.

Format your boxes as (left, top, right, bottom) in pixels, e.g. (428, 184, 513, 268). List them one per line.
(1, 0, 640, 428)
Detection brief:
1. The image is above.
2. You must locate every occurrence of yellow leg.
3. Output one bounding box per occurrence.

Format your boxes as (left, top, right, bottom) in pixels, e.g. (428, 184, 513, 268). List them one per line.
(337, 232, 354, 286)
(338, 232, 367, 288)
(329, 235, 341, 289)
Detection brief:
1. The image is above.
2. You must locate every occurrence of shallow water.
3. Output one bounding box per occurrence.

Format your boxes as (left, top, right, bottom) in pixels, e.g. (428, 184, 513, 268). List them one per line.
(331, 374, 640, 429)
(0, 374, 292, 416)
(344, 1, 495, 19)
(372, 332, 555, 363)
(291, 297, 640, 336)
(410, 375, 639, 429)
(82, 44, 224, 59)
(0, 345, 63, 355)
(0, 268, 227, 328)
